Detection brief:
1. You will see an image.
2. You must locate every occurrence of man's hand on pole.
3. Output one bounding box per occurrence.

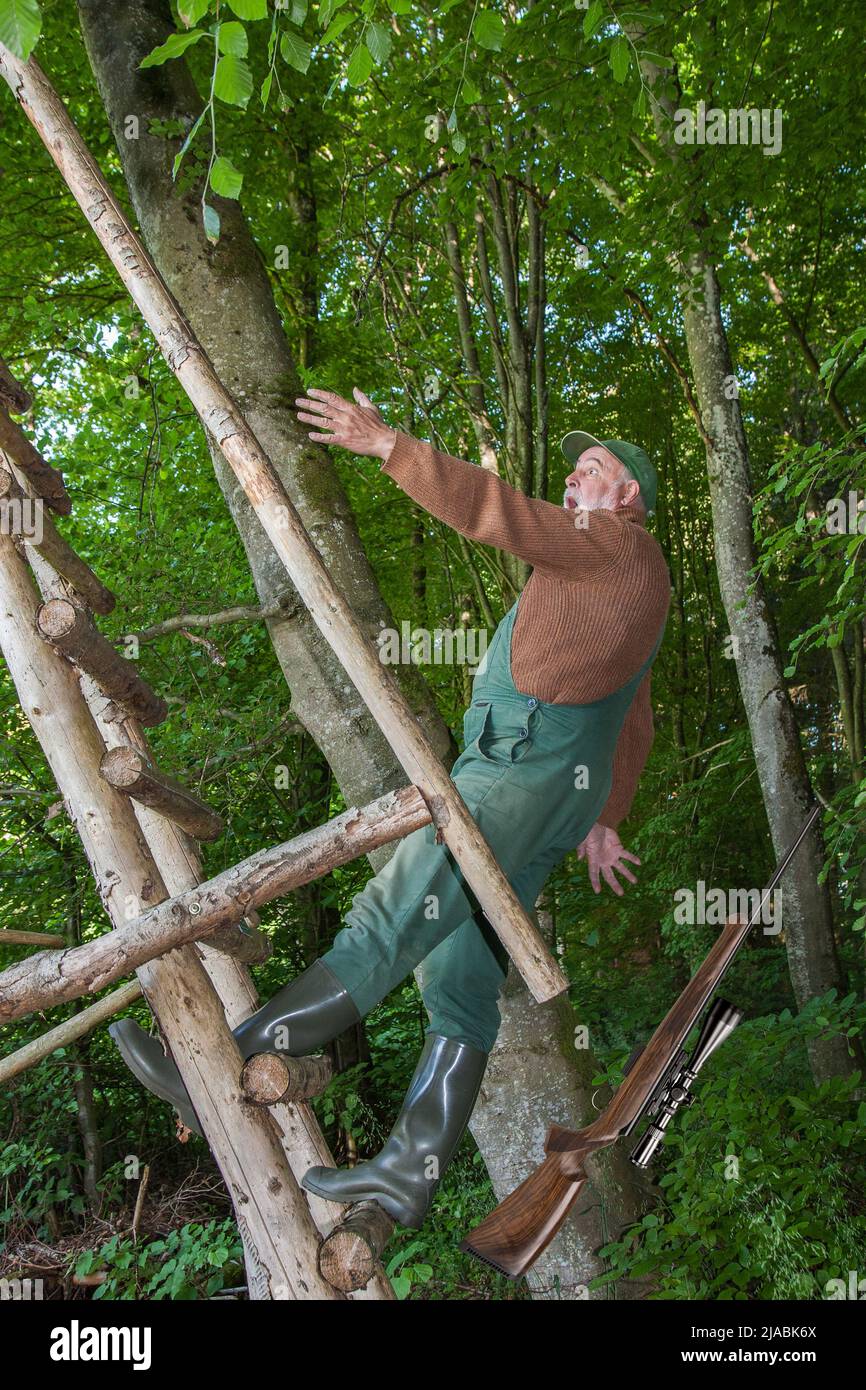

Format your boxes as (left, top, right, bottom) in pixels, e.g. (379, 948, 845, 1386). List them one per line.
(295, 387, 398, 460)
(577, 822, 641, 897)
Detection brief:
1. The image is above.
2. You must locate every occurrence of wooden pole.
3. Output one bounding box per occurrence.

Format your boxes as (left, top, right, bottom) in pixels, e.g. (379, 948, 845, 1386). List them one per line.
(0, 357, 32, 413)
(0, 929, 65, 948)
(0, 981, 143, 1084)
(100, 745, 225, 842)
(36, 598, 168, 725)
(70, 660, 393, 1299)
(0, 46, 566, 1006)
(0, 528, 344, 1300)
(0, 784, 431, 1023)
(0, 406, 70, 512)
(0, 465, 115, 613)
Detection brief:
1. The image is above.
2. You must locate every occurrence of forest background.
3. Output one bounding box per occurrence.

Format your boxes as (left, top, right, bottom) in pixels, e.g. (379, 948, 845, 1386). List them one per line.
(0, 0, 864, 1301)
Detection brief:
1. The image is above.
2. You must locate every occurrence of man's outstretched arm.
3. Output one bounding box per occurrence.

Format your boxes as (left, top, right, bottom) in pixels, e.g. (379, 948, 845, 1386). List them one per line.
(294, 388, 631, 580)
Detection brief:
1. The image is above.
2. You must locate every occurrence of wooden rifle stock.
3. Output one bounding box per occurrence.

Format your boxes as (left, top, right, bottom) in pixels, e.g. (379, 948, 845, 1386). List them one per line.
(461, 805, 822, 1280)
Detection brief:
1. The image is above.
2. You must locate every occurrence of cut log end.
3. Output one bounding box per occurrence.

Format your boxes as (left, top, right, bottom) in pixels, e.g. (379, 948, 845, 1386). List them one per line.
(36, 599, 168, 726)
(100, 743, 225, 840)
(318, 1202, 395, 1292)
(240, 1051, 333, 1105)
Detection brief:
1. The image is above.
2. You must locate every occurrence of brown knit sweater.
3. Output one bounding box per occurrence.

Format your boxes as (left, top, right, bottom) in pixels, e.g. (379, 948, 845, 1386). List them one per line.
(380, 431, 671, 829)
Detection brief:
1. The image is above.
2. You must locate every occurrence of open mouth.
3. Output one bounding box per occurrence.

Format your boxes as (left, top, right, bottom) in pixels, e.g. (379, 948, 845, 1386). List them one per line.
(564, 494, 578, 510)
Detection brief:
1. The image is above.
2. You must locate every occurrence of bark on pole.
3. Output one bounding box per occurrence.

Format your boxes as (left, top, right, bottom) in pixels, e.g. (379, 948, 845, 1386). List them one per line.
(70, 678, 394, 1300)
(0, 980, 143, 1084)
(36, 598, 168, 725)
(0, 530, 344, 1300)
(99, 744, 225, 842)
(0, 464, 115, 612)
(0, 44, 565, 1006)
(68, 652, 393, 1300)
(0, 406, 70, 512)
(0, 784, 432, 1022)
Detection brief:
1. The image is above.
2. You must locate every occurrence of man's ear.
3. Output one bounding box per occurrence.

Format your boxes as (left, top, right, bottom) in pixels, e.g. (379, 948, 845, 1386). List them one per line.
(620, 478, 642, 509)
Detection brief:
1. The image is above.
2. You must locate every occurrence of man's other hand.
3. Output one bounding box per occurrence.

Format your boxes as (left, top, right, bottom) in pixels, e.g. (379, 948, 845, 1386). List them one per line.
(295, 387, 398, 460)
(577, 822, 641, 896)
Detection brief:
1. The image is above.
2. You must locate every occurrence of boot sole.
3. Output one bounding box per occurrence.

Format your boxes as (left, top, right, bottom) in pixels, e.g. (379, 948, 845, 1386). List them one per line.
(300, 1172, 422, 1229)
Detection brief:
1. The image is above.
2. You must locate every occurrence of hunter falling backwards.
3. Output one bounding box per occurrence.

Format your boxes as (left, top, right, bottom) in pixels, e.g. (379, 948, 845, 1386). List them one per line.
(111, 387, 670, 1231)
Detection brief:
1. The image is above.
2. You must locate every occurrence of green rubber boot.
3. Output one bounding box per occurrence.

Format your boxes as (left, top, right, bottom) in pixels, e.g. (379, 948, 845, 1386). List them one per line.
(301, 1033, 488, 1228)
(109, 959, 360, 1139)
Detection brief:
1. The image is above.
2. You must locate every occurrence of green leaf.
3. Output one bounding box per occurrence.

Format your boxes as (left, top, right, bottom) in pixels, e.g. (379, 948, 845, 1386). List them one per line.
(321, 11, 355, 42)
(178, 0, 210, 26)
(209, 155, 244, 199)
(609, 34, 630, 83)
(0, 0, 41, 59)
(346, 42, 373, 85)
(202, 202, 221, 243)
(226, 0, 267, 18)
(366, 20, 392, 64)
(260, 70, 273, 105)
(473, 10, 505, 51)
(213, 53, 254, 106)
(451, 130, 466, 154)
(140, 29, 206, 68)
(280, 29, 313, 73)
(172, 108, 206, 178)
(582, 0, 604, 39)
(461, 77, 481, 103)
(290, 0, 309, 21)
(319, 0, 350, 27)
(218, 20, 248, 55)
(387, 0, 412, 10)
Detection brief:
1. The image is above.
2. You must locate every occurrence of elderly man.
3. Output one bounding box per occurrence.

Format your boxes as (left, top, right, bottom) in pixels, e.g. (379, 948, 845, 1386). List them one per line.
(111, 389, 670, 1233)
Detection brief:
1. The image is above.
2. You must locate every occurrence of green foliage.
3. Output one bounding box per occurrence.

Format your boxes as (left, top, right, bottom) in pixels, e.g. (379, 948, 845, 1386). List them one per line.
(75, 1220, 244, 1300)
(594, 996, 866, 1300)
(0, 0, 41, 60)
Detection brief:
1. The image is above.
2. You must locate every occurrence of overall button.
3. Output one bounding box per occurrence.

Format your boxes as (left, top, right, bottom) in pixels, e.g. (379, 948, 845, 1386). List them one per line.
(519, 726, 528, 737)
(527, 697, 538, 708)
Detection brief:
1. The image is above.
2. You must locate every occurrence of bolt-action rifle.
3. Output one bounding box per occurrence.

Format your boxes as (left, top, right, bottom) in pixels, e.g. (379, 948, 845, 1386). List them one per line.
(460, 804, 822, 1280)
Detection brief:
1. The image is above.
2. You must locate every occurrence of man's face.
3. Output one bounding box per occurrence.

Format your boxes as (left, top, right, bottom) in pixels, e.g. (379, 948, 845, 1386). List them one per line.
(563, 445, 638, 513)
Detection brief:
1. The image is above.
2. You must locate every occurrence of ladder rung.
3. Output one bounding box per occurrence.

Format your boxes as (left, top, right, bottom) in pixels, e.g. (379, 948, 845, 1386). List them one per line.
(36, 598, 168, 725)
(0, 465, 115, 614)
(100, 744, 224, 841)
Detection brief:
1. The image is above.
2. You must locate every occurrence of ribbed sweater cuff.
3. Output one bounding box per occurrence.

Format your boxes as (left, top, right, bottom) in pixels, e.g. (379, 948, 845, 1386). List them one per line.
(379, 429, 415, 479)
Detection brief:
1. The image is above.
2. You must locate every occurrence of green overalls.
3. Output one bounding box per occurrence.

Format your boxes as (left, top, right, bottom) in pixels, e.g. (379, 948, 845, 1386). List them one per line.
(321, 596, 665, 1051)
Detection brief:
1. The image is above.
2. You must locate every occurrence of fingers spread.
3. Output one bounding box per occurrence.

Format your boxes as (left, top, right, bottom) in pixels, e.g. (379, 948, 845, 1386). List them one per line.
(295, 397, 341, 418)
(602, 865, 625, 897)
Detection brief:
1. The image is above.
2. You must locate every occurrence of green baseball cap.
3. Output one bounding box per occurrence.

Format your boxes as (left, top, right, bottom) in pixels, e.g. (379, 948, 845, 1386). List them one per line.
(560, 431, 658, 514)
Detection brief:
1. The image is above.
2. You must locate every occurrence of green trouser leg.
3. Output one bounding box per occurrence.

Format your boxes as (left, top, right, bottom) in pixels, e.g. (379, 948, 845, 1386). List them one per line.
(321, 597, 665, 1052)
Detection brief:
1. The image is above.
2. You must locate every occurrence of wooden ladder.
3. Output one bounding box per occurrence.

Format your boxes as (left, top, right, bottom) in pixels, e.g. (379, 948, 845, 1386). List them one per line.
(0, 42, 568, 1300)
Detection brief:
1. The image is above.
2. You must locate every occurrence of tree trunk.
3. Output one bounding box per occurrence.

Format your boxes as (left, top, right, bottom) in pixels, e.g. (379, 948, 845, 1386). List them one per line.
(680, 255, 853, 1082)
(76, 0, 451, 831)
(630, 44, 855, 1082)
